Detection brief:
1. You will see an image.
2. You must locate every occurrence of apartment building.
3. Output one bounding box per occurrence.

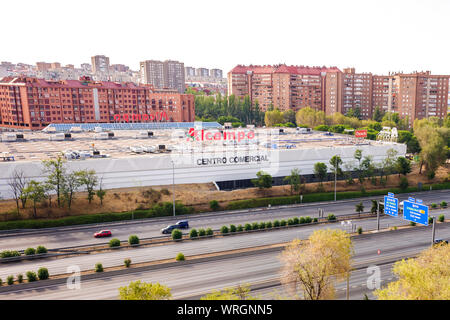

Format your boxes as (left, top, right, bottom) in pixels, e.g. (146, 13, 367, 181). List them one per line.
(210, 69, 223, 79)
(228, 64, 341, 112)
(140, 60, 185, 93)
(196, 68, 210, 77)
(0, 76, 195, 130)
(342, 68, 373, 118)
(91, 55, 110, 74)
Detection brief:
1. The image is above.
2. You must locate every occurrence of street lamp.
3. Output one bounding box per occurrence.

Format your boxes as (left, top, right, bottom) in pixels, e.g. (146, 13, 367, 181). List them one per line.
(171, 160, 175, 217)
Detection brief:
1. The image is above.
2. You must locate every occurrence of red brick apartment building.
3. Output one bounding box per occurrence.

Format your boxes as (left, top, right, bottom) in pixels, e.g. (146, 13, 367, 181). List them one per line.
(0, 77, 195, 130)
(228, 65, 449, 123)
(227, 64, 342, 112)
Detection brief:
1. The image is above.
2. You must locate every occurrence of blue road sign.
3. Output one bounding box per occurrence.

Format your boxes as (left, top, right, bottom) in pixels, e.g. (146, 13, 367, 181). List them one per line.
(408, 197, 415, 203)
(403, 201, 429, 226)
(416, 199, 423, 204)
(384, 195, 398, 217)
(388, 192, 394, 198)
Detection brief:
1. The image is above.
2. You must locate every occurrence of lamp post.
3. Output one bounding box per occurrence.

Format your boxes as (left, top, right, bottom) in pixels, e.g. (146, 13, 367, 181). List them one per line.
(172, 160, 175, 217)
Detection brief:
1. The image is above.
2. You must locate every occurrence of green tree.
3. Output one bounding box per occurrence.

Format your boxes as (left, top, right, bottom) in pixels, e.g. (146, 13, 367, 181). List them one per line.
(395, 157, 411, 176)
(314, 162, 328, 186)
(284, 168, 302, 195)
(23, 180, 46, 218)
(355, 202, 364, 217)
(119, 281, 172, 300)
(264, 109, 284, 127)
(201, 284, 255, 300)
(251, 171, 272, 191)
(296, 107, 326, 128)
(96, 178, 106, 206)
(77, 170, 98, 204)
(62, 171, 82, 209)
(42, 154, 66, 207)
(329, 155, 343, 179)
(372, 106, 385, 122)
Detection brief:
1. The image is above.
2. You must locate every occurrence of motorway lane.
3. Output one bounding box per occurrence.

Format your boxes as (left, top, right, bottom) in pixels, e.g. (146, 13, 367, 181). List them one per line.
(1, 190, 449, 251)
(0, 216, 448, 288)
(2, 224, 442, 300)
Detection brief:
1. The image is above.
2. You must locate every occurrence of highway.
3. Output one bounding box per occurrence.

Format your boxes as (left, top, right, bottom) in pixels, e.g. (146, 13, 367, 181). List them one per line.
(2, 224, 447, 300)
(0, 189, 448, 251)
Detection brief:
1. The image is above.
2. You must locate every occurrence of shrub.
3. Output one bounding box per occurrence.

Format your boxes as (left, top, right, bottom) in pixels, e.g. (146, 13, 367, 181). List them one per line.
(26, 271, 37, 282)
(176, 252, 185, 261)
(273, 220, 280, 227)
(244, 223, 252, 231)
(357, 227, 363, 234)
(438, 215, 445, 222)
(17, 274, 23, 283)
(237, 225, 244, 232)
(265, 221, 272, 229)
(440, 201, 447, 208)
(229, 224, 237, 233)
(24, 247, 36, 256)
(160, 188, 170, 195)
(304, 216, 312, 223)
(172, 229, 183, 240)
(220, 226, 229, 234)
(0, 278, 2, 286)
(428, 217, 434, 224)
(431, 203, 438, 209)
(299, 217, 306, 224)
(109, 238, 121, 247)
(410, 221, 416, 226)
(252, 222, 259, 230)
(37, 267, 49, 280)
(206, 228, 213, 236)
(327, 214, 336, 221)
(198, 228, 206, 237)
(280, 220, 287, 227)
(293, 217, 299, 225)
(124, 258, 131, 268)
(1, 250, 21, 259)
(287, 218, 295, 226)
(189, 229, 198, 239)
(95, 263, 103, 272)
(128, 235, 140, 245)
(313, 218, 318, 223)
(209, 200, 220, 211)
(7, 275, 14, 285)
(259, 222, 266, 229)
(36, 246, 47, 254)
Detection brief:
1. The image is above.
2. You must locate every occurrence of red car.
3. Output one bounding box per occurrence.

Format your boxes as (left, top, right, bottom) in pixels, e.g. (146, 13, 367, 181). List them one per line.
(94, 230, 112, 238)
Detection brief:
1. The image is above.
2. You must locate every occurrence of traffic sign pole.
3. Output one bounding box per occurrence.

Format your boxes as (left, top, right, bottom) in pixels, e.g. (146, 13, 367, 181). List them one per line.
(431, 217, 436, 246)
(377, 201, 380, 231)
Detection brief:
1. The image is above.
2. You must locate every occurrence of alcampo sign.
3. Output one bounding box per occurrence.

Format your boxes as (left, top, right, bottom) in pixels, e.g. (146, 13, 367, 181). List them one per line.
(187, 128, 255, 142)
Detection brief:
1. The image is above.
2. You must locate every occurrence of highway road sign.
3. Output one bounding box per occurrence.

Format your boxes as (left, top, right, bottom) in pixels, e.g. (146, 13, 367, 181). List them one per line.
(384, 195, 398, 217)
(416, 199, 423, 204)
(403, 201, 429, 226)
(388, 192, 394, 198)
(408, 197, 415, 203)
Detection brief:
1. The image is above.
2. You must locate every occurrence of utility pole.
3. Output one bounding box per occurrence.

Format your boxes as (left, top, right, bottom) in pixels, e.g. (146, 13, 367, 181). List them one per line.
(431, 216, 436, 246)
(377, 200, 380, 231)
(334, 165, 337, 202)
(172, 161, 175, 217)
(346, 272, 350, 300)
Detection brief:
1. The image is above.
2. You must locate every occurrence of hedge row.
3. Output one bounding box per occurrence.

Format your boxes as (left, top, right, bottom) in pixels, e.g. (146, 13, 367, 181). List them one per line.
(1, 268, 49, 286)
(225, 182, 450, 211)
(1, 246, 47, 259)
(0, 202, 194, 231)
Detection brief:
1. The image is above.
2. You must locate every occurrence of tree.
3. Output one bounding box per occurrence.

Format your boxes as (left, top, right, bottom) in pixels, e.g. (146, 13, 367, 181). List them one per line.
(96, 178, 106, 206)
(354, 149, 363, 184)
(62, 171, 82, 209)
(264, 109, 284, 127)
(251, 171, 272, 191)
(355, 202, 364, 217)
(381, 148, 398, 182)
(280, 229, 353, 300)
(201, 284, 255, 300)
(119, 281, 172, 300)
(283, 109, 296, 125)
(23, 180, 46, 218)
(372, 106, 385, 122)
(295, 107, 326, 128)
(42, 154, 66, 207)
(329, 155, 343, 181)
(395, 157, 411, 176)
(7, 169, 28, 214)
(77, 170, 98, 204)
(314, 162, 328, 186)
(374, 244, 450, 300)
(361, 156, 375, 185)
(284, 168, 302, 195)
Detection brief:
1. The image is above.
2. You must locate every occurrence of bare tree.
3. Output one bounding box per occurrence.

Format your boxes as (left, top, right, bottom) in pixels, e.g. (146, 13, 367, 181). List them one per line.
(7, 169, 28, 214)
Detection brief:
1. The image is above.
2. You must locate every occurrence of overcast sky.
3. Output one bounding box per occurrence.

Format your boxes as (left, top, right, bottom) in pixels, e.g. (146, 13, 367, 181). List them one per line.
(2, 0, 449, 75)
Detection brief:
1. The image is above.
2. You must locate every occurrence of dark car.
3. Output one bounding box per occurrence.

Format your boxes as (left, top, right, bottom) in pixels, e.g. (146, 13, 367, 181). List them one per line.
(175, 220, 189, 229)
(433, 239, 448, 245)
(94, 230, 112, 238)
(161, 225, 179, 234)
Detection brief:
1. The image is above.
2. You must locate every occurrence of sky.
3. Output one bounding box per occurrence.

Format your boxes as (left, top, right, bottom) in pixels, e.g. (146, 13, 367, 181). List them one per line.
(1, 0, 449, 75)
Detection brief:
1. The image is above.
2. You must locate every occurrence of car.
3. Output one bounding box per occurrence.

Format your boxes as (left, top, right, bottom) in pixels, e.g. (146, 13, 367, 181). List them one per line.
(161, 225, 179, 234)
(175, 220, 189, 229)
(433, 239, 448, 245)
(94, 230, 112, 238)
